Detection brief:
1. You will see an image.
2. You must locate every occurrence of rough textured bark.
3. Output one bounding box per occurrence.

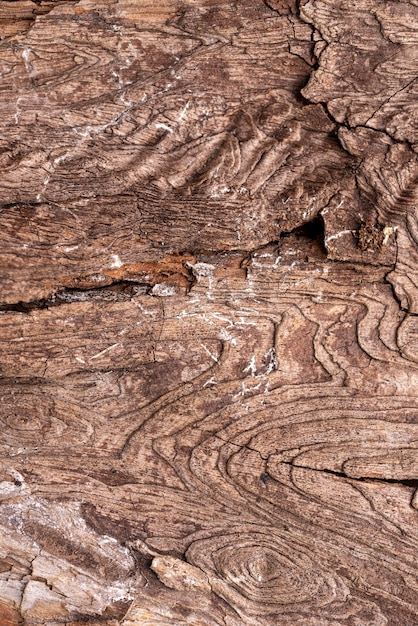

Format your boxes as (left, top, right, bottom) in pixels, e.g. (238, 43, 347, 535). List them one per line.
(1, 0, 418, 624)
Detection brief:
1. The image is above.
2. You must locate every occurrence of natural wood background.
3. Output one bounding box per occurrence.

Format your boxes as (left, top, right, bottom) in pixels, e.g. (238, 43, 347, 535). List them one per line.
(1, 0, 418, 624)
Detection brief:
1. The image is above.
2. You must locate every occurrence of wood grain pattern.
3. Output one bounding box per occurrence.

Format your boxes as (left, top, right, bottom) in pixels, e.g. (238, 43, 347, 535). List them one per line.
(1, 0, 418, 624)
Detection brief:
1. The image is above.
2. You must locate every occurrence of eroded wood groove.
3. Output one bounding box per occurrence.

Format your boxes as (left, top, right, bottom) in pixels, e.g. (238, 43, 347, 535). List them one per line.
(1, 0, 418, 624)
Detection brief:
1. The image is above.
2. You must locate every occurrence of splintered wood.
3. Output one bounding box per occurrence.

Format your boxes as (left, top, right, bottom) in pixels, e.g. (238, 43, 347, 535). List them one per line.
(0, 0, 418, 624)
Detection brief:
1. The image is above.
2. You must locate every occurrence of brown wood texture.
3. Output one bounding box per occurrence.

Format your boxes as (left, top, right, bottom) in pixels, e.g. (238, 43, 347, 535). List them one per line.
(1, 0, 418, 624)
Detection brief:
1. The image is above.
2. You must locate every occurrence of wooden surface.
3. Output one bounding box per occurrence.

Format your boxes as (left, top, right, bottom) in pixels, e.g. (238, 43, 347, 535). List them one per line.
(1, 0, 418, 624)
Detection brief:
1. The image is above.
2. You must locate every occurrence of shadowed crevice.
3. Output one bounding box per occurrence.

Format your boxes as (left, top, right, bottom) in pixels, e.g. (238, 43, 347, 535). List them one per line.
(287, 463, 418, 489)
(280, 216, 327, 257)
(0, 281, 152, 313)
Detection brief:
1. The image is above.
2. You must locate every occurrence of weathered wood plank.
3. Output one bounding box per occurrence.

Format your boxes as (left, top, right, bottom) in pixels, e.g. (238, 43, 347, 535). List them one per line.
(1, 0, 418, 624)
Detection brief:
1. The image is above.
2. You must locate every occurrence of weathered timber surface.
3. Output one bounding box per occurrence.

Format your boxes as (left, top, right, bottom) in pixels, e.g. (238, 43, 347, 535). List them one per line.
(1, 0, 418, 624)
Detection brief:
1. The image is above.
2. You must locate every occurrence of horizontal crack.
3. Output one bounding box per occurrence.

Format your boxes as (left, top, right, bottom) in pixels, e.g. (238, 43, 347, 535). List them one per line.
(0, 280, 153, 313)
(285, 461, 418, 488)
